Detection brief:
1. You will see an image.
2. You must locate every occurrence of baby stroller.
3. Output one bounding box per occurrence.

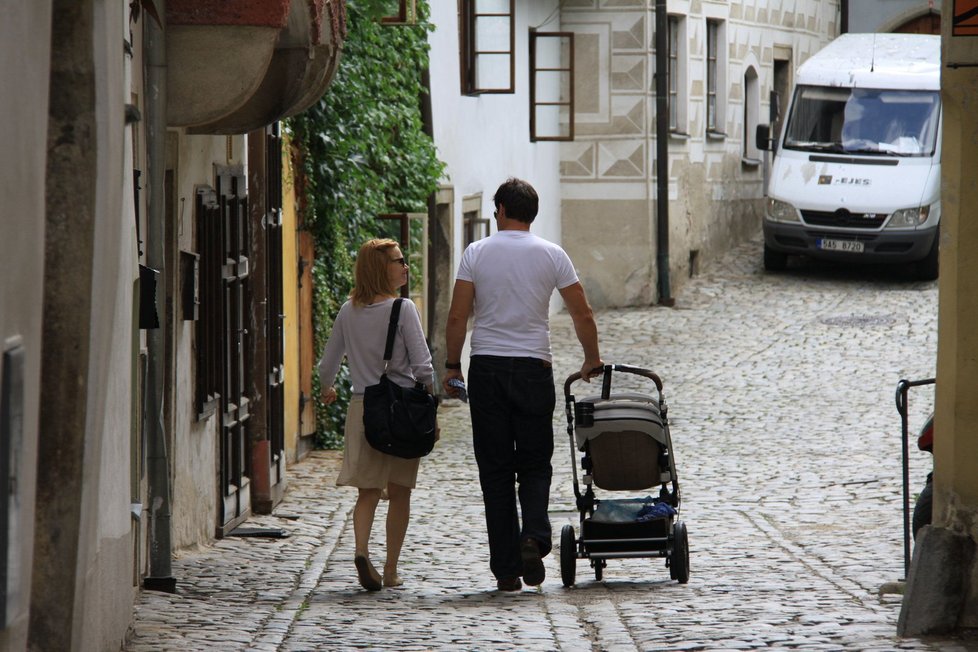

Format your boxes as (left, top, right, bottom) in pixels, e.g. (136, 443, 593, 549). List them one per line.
(560, 364, 689, 586)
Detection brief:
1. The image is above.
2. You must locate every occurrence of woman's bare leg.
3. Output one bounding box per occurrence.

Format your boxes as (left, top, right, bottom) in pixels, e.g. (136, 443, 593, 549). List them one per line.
(383, 483, 412, 586)
(354, 488, 383, 590)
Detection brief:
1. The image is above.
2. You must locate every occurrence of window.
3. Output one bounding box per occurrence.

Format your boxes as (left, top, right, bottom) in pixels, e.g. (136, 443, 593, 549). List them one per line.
(462, 194, 489, 246)
(529, 31, 575, 141)
(459, 0, 515, 94)
(667, 15, 687, 134)
(194, 168, 250, 420)
(376, 212, 431, 325)
(706, 19, 726, 136)
(195, 186, 221, 419)
(379, 0, 416, 25)
(783, 87, 941, 156)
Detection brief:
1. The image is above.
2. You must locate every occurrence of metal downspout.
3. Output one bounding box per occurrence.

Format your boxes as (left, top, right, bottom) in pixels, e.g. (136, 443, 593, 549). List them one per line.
(143, 0, 175, 592)
(654, 0, 672, 305)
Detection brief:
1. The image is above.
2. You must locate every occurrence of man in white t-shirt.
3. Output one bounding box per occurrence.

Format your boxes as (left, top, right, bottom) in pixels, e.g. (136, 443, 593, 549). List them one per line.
(443, 178, 603, 592)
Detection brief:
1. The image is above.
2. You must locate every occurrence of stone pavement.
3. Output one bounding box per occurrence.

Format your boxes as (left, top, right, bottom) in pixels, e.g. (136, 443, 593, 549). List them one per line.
(125, 235, 978, 651)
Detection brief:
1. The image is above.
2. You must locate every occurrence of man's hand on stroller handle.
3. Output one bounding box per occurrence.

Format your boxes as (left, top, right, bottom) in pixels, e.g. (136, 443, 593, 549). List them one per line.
(579, 359, 605, 383)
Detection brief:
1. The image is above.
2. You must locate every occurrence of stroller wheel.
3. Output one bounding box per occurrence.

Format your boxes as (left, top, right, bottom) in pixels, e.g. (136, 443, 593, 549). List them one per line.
(593, 559, 604, 581)
(560, 524, 577, 587)
(670, 520, 690, 584)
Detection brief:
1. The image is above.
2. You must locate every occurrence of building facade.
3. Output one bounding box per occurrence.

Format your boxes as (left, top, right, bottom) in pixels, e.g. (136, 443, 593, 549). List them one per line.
(0, 1, 343, 649)
(559, 0, 840, 307)
(426, 1, 842, 310)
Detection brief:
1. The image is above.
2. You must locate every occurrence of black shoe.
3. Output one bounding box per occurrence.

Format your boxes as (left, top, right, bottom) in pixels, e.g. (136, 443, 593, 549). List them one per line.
(496, 576, 522, 591)
(521, 538, 546, 586)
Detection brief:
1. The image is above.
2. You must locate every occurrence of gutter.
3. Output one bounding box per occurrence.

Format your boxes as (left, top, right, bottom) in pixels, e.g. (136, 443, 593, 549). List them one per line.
(142, 0, 176, 593)
(654, 0, 672, 305)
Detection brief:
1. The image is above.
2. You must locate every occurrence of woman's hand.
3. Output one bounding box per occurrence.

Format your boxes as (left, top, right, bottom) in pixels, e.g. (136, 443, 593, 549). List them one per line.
(322, 386, 337, 405)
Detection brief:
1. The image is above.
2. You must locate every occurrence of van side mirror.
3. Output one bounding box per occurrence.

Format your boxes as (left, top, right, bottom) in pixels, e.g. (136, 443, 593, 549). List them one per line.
(755, 124, 771, 152)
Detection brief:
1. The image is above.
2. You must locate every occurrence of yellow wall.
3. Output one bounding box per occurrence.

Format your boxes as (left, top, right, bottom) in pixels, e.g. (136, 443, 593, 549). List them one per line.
(281, 133, 301, 463)
(912, 5, 978, 629)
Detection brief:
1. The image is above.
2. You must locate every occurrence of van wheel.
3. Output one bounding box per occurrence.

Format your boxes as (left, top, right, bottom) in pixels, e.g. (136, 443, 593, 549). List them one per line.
(764, 245, 788, 272)
(916, 235, 939, 281)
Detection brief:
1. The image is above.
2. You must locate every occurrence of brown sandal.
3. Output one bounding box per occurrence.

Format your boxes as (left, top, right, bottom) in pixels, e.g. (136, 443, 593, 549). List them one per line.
(354, 555, 382, 591)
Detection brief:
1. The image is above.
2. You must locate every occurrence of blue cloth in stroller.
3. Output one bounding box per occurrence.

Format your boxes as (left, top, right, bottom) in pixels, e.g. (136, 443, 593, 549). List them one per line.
(590, 497, 676, 524)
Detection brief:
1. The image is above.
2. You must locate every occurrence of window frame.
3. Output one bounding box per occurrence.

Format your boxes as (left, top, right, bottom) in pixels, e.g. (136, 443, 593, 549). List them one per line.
(459, 0, 516, 95)
(705, 19, 728, 138)
(195, 185, 221, 420)
(461, 193, 489, 247)
(667, 15, 688, 136)
(529, 30, 575, 142)
(379, 0, 417, 25)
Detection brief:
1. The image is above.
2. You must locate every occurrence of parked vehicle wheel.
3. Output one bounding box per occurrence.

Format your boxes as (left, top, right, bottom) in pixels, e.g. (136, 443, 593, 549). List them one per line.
(912, 474, 933, 540)
(764, 245, 788, 272)
(917, 235, 939, 281)
(670, 521, 690, 584)
(560, 524, 577, 587)
(593, 559, 604, 581)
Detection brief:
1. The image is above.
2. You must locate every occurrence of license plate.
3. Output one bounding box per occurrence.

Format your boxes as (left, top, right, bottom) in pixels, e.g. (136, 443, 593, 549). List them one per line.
(817, 238, 864, 253)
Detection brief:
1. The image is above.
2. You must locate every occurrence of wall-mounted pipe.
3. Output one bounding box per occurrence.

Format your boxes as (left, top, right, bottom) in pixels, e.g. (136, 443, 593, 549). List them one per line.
(142, 0, 175, 593)
(654, 0, 672, 305)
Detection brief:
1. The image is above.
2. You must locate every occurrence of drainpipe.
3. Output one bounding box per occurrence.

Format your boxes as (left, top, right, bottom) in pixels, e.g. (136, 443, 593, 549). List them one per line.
(654, 0, 673, 305)
(143, 0, 175, 593)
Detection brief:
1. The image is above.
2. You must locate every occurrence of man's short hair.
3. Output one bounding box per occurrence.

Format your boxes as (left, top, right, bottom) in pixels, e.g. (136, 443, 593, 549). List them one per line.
(493, 177, 539, 224)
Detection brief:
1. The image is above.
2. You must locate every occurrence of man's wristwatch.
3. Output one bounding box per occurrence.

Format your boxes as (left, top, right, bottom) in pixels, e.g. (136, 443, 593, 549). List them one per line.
(445, 361, 462, 370)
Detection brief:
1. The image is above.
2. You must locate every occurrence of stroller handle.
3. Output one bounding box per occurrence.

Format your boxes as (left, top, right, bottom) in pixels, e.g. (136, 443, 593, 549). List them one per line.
(563, 364, 663, 398)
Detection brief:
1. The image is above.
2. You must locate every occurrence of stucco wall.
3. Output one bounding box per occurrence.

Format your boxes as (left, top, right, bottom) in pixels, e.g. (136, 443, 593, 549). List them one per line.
(559, 1, 839, 307)
(76, 2, 139, 649)
(0, 2, 51, 649)
(281, 138, 301, 462)
(428, 0, 566, 295)
(561, 198, 653, 306)
(931, 16, 978, 628)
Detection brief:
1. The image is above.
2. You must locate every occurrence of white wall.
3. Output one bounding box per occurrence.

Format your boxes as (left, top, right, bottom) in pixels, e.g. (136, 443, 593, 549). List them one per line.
(78, 2, 139, 649)
(428, 1, 565, 275)
(0, 2, 51, 649)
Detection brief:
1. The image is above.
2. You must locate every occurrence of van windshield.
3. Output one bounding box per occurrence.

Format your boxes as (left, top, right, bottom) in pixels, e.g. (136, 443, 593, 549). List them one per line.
(783, 86, 940, 157)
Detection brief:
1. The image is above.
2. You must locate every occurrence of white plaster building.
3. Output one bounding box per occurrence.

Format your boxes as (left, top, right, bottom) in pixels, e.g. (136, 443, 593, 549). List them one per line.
(427, 1, 842, 309)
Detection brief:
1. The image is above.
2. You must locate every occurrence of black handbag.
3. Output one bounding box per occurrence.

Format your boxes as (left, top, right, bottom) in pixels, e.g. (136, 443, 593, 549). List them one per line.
(362, 299, 437, 459)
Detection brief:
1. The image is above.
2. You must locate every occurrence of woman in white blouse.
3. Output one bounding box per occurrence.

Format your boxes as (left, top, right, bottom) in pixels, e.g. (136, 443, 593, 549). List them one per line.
(318, 238, 436, 591)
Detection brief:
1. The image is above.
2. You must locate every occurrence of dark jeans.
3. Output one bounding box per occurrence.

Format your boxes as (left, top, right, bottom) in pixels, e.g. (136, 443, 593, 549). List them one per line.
(468, 355, 556, 580)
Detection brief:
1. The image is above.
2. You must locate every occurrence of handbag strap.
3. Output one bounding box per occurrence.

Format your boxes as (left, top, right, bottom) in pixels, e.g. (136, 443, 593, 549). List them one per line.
(382, 298, 405, 369)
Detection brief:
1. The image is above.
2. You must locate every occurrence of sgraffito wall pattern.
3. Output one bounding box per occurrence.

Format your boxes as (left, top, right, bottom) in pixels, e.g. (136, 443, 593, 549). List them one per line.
(559, 0, 839, 307)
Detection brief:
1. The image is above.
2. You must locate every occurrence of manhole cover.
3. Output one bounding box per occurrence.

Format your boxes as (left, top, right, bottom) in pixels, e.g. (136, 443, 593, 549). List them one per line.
(818, 314, 897, 327)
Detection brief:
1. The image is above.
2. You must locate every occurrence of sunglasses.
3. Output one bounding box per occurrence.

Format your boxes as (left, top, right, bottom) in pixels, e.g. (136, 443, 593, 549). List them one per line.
(390, 257, 408, 267)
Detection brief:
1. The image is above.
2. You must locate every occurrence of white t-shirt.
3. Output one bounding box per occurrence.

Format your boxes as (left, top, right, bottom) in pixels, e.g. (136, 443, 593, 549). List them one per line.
(456, 230, 579, 362)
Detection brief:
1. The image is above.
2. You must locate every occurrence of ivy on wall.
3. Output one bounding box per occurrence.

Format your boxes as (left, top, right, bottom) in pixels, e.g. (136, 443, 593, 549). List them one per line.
(287, 0, 443, 448)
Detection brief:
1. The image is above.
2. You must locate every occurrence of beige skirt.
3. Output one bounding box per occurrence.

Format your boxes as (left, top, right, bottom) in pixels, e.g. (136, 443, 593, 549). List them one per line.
(336, 396, 421, 489)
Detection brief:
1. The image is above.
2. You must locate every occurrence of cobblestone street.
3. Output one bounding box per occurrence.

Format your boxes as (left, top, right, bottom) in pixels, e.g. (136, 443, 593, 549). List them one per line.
(126, 236, 977, 651)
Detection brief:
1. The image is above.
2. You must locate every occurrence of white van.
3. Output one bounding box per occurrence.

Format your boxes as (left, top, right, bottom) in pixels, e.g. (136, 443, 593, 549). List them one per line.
(757, 33, 941, 279)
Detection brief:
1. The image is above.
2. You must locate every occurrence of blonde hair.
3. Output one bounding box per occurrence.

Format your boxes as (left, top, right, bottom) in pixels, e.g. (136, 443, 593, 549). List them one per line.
(350, 238, 400, 307)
